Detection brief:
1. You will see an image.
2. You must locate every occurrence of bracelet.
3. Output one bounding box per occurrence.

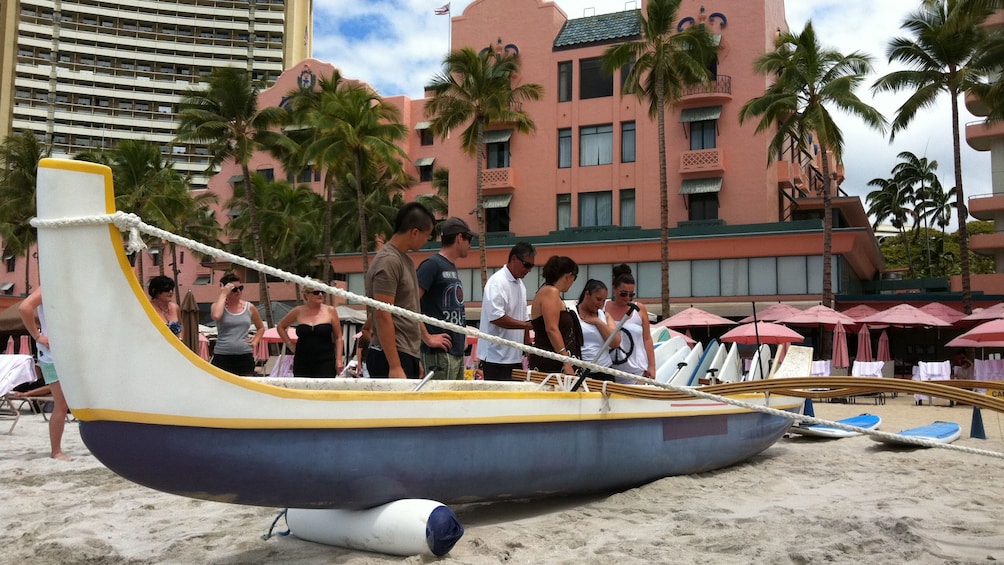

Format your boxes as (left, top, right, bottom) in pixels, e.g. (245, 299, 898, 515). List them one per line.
(558, 347, 568, 355)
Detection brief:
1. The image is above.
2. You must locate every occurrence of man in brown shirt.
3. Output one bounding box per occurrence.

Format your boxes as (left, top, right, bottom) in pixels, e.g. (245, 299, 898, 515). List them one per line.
(364, 202, 438, 378)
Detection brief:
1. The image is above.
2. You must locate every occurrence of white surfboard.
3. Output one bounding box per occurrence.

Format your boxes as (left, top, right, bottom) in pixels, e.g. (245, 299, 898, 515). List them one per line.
(746, 344, 772, 381)
(668, 343, 704, 387)
(650, 327, 670, 343)
(653, 336, 688, 369)
(688, 339, 720, 386)
(716, 343, 741, 383)
(655, 345, 691, 383)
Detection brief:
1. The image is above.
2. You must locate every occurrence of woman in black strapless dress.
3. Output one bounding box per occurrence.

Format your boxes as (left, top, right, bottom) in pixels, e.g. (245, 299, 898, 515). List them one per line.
(276, 288, 344, 378)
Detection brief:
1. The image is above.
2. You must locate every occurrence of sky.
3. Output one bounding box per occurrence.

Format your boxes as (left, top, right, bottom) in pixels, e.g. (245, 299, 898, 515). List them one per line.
(311, 0, 994, 230)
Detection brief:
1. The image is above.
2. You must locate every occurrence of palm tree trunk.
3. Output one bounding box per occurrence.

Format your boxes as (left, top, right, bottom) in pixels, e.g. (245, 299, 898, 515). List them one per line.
(476, 121, 488, 289)
(355, 156, 370, 273)
(23, 249, 31, 296)
(951, 93, 972, 314)
(656, 84, 670, 319)
(241, 164, 274, 326)
(321, 173, 335, 287)
(820, 146, 833, 309)
(170, 243, 180, 289)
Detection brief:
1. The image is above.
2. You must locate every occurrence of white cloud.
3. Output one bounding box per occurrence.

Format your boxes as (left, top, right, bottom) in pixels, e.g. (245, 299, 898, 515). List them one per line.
(312, 0, 993, 229)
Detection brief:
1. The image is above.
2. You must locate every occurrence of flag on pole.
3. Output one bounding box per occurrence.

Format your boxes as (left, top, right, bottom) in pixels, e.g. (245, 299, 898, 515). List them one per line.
(434, 3, 450, 15)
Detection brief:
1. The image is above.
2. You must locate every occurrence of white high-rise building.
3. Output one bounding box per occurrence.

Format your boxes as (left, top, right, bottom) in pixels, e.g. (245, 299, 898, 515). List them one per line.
(0, 0, 312, 188)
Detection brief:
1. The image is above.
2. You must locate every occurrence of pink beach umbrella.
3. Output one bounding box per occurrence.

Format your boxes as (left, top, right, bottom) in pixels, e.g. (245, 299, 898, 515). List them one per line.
(780, 305, 856, 328)
(3, 336, 13, 355)
(739, 303, 803, 323)
(720, 322, 804, 345)
(19, 335, 31, 354)
(857, 304, 952, 328)
(840, 304, 880, 321)
(953, 319, 1004, 343)
(856, 324, 873, 363)
(831, 322, 849, 369)
(918, 302, 966, 326)
(961, 303, 1004, 322)
(198, 333, 210, 361)
(655, 306, 735, 329)
(876, 330, 891, 362)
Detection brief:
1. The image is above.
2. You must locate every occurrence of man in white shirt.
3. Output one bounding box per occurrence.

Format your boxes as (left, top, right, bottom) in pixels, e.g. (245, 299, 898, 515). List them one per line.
(477, 242, 536, 381)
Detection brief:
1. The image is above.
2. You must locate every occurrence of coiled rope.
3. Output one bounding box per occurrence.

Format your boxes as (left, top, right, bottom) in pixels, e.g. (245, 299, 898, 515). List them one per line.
(30, 212, 1004, 459)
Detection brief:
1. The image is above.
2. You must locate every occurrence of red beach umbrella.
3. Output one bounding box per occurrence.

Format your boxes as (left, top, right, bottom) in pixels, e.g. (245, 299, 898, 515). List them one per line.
(953, 319, 1004, 343)
(832, 322, 849, 368)
(876, 330, 891, 362)
(720, 322, 804, 345)
(856, 324, 873, 363)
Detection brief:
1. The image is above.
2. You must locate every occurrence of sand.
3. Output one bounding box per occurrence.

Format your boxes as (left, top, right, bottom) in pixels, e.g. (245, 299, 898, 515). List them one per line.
(2, 395, 1003, 564)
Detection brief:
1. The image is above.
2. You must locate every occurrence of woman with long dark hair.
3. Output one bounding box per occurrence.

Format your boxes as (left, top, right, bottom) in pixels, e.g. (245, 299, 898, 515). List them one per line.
(605, 264, 656, 383)
(576, 279, 621, 376)
(528, 256, 582, 375)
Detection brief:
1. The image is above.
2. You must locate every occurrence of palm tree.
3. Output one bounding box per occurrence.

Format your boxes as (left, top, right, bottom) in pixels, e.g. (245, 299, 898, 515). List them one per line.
(0, 131, 50, 295)
(866, 175, 918, 274)
(872, 0, 1001, 313)
(330, 160, 411, 254)
(174, 67, 288, 325)
(297, 82, 409, 273)
(601, 0, 718, 317)
(425, 46, 543, 287)
(892, 151, 943, 272)
(740, 22, 886, 308)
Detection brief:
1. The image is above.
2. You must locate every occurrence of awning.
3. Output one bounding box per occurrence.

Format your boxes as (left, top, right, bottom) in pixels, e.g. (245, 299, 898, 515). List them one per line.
(680, 177, 723, 194)
(415, 157, 435, 167)
(483, 193, 513, 209)
(228, 175, 243, 183)
(679, 105, 722, 123)
(484, 129, 513, 144)
(414, 121, 431, 130)
(0, 282, 13, 292)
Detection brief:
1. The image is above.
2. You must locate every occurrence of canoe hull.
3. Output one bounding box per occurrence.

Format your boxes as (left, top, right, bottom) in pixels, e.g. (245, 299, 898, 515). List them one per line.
(80, 407, 796, 509)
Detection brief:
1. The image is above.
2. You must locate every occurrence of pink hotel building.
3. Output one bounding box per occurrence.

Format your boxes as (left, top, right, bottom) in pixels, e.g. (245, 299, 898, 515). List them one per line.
(4, 0, 897, 317)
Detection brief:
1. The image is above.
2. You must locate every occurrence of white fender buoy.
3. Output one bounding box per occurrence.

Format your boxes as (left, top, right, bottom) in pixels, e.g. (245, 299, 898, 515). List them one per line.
(286, 499, 464, 556)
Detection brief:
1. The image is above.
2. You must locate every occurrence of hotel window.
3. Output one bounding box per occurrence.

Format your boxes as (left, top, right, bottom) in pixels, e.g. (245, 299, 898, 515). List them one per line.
(5, 255, 15, 272)
(580, 125, 613, 166)
(688, 192, 719, 221)
(557, 194, 571, 230)
(257, 168, 275, 181)
(0, 282, 13, 295)
(484, 194, 512, 232)
(485, 130, 512, 169)
(558, 61, 572, 102)
(580, 57, 613, 99)
(690, 120, 717, 150)
(415, 122, 433, 146)
(419, 165, 433, 183)
(579, 191, 613, 227)
(620, 189, 636, 226)
(149, 248, 161, 267)
(558, 128, 572, 168)
(621, 122, 636, 163)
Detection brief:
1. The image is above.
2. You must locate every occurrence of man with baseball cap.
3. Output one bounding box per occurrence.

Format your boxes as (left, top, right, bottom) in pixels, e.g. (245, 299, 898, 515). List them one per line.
(416, 216, 473, 379)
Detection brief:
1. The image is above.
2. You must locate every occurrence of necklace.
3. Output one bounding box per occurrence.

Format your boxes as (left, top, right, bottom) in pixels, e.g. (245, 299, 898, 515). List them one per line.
(155, 302, 170, 319)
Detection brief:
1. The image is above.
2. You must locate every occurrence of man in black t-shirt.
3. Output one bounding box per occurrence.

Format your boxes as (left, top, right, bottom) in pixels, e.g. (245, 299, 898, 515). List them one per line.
(417, 216, 473, 380)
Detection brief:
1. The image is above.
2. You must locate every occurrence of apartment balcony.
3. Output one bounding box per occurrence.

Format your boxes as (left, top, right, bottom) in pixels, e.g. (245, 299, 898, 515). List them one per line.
(968, 193, 1004, 221)
(481, 167, 517, 192)
(678, 75, 732, 104)
(966, 90, 992, 117)
(970, 231, 1004, 255)
(775, 160, 806, 191)
(966, 119, 1004, 151)
(679, 148, 724, 175)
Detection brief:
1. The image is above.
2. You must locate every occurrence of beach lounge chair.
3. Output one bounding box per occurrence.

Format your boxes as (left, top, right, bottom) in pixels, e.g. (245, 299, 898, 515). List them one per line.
(914, 361, 952, 406)
(0, 354, 42, 434)
(850, 360, 886, 405)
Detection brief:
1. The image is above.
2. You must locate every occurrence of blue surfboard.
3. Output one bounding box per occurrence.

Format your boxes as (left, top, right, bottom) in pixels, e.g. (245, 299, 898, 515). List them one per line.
(790, 413, 881, 438)
(871, 421, 961, 446)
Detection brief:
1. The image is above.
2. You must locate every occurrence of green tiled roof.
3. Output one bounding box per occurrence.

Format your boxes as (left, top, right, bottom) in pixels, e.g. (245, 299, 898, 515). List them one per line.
(554, 10, 641, 48)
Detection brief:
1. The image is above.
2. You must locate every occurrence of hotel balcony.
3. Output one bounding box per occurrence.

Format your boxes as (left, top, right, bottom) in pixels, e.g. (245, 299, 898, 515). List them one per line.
(968, 193, 1004, 221)
(481, 167, 517, 192)
(775, 160, 806, 191)
(679, 148, 724, 175)
(966, 90, 992, 117)
(678, 75, 732, 104)
(966, 119, 1004, 151)
(970, 231, 1004, 255)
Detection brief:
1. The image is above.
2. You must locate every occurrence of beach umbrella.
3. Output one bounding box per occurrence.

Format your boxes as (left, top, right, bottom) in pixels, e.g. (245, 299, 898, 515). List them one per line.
(257, 326, 297, 361)
(953, 319, 1004, 343)
(720, 322, 804, 345)
(856, 324, 873, 362)
(945, 335, 1004, 348)
(18, 335, 30, 355)
(779, 305, 856, 328)
(739, 303, 803, 323)
(857, 304, 952, 328)
(918, 302, 966, 325)
(960, 303, 1004, 322)
(655, 307, 735, 329)
(876, 330, 891, 362)
(198, 333, 211, 360)
(832, 322, 849, 368)
(840, 304, 880, 321)
(180, 290, 201, 355)
(3, 336, 13, 355)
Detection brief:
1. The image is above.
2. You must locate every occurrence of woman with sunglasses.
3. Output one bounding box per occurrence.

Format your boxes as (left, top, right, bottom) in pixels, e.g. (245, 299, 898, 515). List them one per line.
(210, 272, 265, 376)
(528, 256, 582, 375)
(605, 264, 656, 383)
(276, 287, 344, 378)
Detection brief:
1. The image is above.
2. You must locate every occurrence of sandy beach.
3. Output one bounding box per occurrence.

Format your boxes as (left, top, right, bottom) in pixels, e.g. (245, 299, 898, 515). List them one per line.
(2, 394, 1003, 564)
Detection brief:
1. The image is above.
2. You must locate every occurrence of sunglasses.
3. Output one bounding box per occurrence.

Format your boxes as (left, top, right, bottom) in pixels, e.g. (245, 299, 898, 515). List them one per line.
(619, 291, 636, 298)
(308, 290, 325, 296)
(230, 285, 244, 293)
(520, 260, 534, 270)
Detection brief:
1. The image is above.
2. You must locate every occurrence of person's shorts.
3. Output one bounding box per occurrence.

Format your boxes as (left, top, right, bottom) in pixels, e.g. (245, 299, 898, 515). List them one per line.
(421, 351, 465, 380)
(39, 361, 60, 385)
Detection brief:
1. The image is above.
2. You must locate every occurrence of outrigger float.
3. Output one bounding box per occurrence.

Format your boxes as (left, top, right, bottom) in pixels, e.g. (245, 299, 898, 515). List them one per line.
(32, 159, 1004, 512)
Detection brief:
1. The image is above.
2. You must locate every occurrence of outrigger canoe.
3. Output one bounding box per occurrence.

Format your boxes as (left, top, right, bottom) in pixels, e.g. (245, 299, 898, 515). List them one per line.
(33, 159, 804, 509)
